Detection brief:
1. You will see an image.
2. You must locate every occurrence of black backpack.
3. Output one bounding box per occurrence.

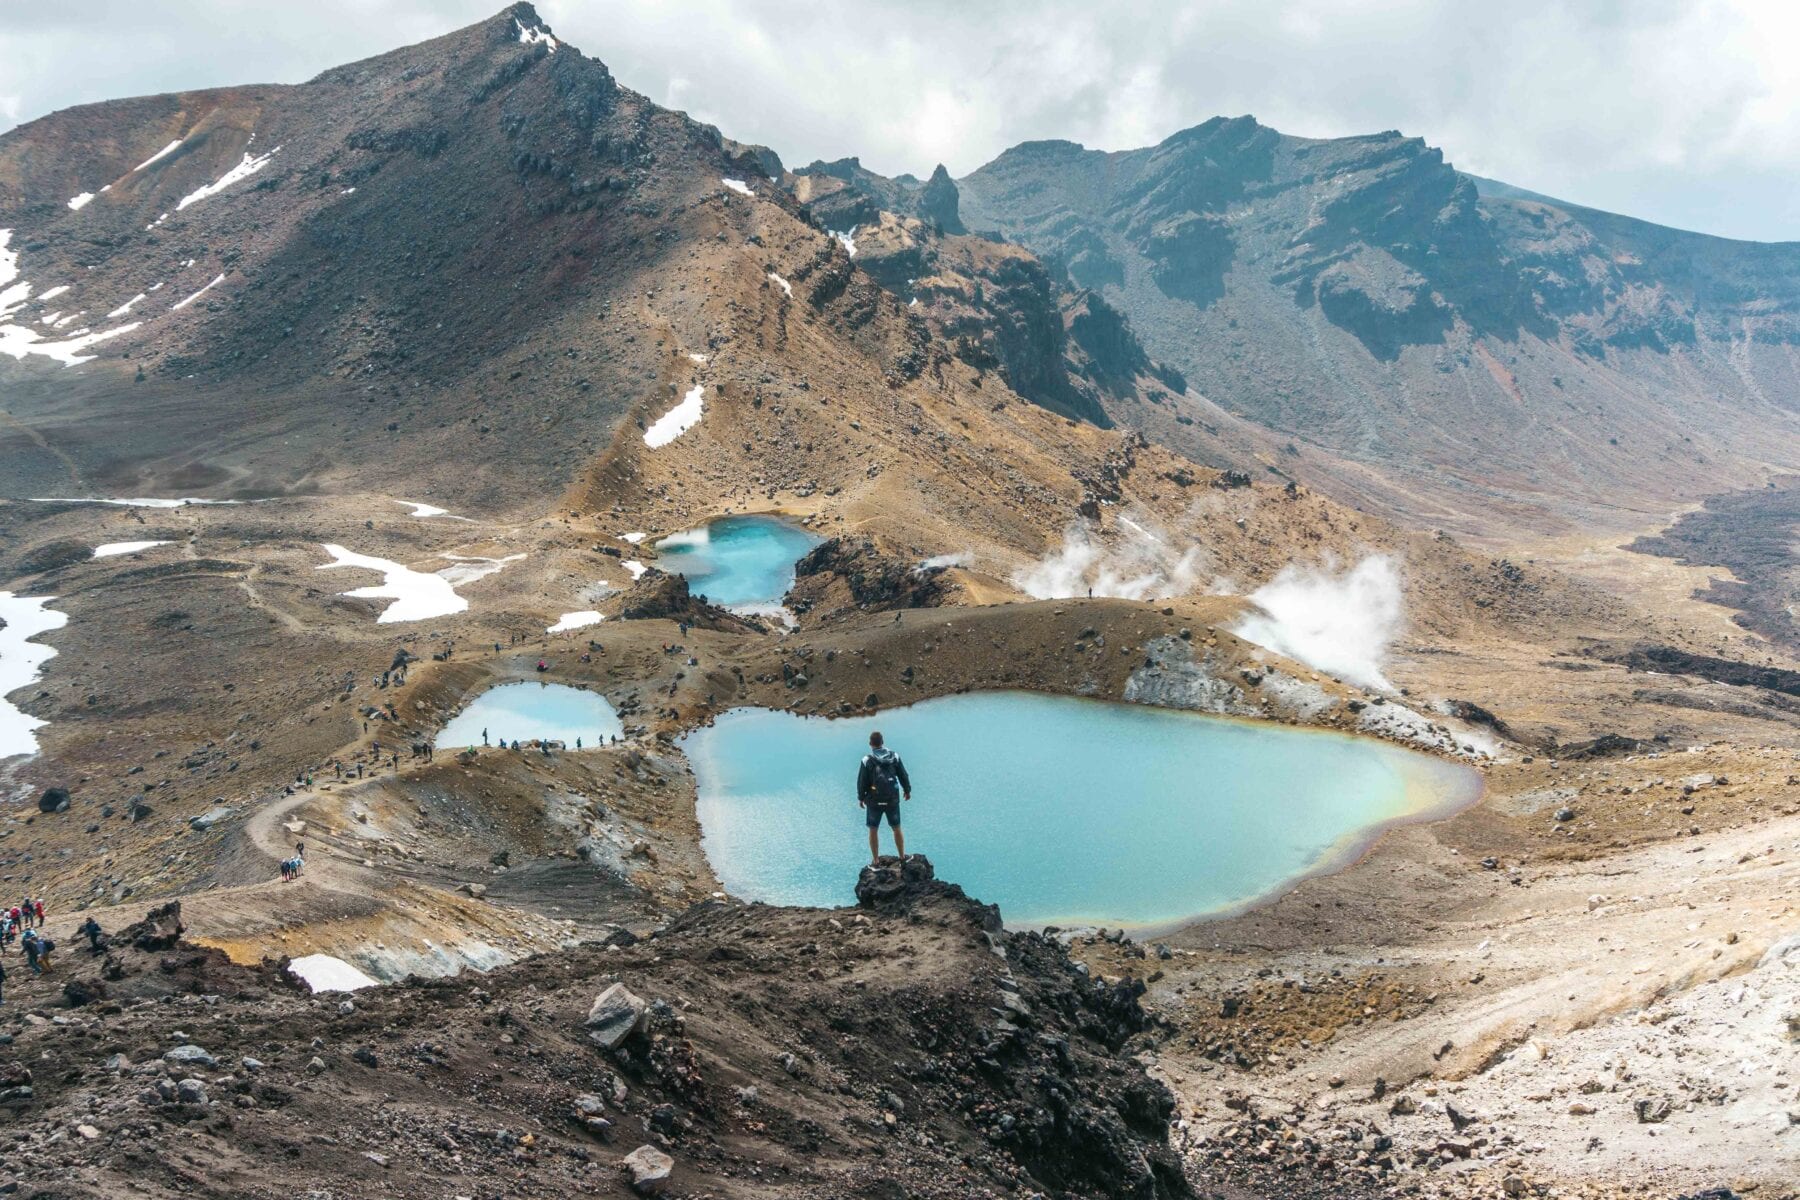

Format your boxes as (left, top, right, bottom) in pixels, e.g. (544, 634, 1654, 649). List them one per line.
(867, 753, 901, 804)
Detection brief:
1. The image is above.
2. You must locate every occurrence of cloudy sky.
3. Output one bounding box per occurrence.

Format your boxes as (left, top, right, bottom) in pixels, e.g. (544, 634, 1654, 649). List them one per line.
(2, 0, 1795, 241)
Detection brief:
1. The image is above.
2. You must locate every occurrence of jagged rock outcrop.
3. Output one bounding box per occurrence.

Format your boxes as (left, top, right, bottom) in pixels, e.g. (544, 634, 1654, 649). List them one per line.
(784, 536, 950, 620)
(919, 163, 964, 234)
(614, 570, 764, 633)
(0, 872, 1195, 1199)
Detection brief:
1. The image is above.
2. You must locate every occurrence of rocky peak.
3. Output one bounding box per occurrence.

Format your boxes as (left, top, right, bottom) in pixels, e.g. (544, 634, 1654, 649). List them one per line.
(920, 162, 964, 234)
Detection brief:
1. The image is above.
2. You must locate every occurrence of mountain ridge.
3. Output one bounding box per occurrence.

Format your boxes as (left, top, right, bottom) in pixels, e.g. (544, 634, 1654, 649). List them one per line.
(954, 114, 1800, 536)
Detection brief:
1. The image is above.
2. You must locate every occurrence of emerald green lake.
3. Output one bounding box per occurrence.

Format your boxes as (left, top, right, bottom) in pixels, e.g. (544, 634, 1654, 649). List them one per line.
(681, 691, 1480, 929)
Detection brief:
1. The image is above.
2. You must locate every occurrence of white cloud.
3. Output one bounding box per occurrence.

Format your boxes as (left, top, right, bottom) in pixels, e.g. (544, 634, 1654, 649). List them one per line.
(0, 1, 1794, 240)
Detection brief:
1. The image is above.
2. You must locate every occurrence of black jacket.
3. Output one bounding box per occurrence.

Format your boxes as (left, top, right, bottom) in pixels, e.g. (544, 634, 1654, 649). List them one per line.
(857, 747, 911, 805)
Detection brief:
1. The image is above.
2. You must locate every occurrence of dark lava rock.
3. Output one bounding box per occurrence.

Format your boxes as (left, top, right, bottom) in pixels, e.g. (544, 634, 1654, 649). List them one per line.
(785, 537, 949, 620)
(119, 900, 184, 952)
(38, 787, 71, 814)
(615, 570, 763, 633)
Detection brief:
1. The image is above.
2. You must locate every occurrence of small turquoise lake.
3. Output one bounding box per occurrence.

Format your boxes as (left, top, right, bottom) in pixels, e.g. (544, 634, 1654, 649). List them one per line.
(655, 515, 820, 609)
(681, 691, 1481, 929)
(438, 682, 621, 749)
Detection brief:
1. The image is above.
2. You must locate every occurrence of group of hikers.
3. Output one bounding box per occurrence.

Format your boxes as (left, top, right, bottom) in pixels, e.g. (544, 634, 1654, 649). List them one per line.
(0, 903, 110, 1000)
(279, 841, 306, 882)
(476, 727, 619, 754)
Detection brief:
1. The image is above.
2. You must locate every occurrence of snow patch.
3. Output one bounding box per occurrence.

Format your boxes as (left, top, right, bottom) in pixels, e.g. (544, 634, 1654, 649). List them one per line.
(28, 496, 238, 508)
(435, 553, 525, 587)
(66, 192, 95, 212)
(317, 544, 467, 624)
(619, 531, 646, 544)
(644, 385, 704, 448)
(0, 320, 141, 367)
(547, 610, 603, 633)
(176, 147, 278, 211)
(830, 226, 858, 257)
(768, 272, 792, 297)
(1232, 555, 1402, 692)
(93, 540, 171, 558)
(106, 293, 147, 319)
(38, 285, 68, 301)
(515, 17, 557, 50)
(171, 273, 224, 311)
(395, 499, 446, 518)
(287, 954, 379, 993)
(622, 560, 649, 580)
(134, 139, 184, 171)
(721, 178, 754, 196)
(0, 593, 68, 759)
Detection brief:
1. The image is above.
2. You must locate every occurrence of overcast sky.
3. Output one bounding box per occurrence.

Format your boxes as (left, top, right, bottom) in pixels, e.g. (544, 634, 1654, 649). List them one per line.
(2, 0, 1795, 242)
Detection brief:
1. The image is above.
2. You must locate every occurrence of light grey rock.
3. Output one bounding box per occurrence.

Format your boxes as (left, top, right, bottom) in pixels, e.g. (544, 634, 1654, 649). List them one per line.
(585, 982, 647, 1050)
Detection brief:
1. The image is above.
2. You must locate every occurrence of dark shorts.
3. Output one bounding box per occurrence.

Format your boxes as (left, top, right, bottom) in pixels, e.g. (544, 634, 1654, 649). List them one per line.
(864, 801, 900, 829)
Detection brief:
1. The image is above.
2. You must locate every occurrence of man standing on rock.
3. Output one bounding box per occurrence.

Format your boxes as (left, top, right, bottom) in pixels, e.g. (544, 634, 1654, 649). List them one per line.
(857, 731, 911, 865)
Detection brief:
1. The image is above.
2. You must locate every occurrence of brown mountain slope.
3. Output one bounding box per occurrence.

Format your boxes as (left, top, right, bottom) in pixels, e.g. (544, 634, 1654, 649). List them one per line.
(956, 120, 1800, 539)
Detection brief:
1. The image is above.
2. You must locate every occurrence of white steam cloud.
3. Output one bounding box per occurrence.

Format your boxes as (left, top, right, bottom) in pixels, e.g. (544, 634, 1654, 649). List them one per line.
(1231, 555, 1403, 691)
(916, 551, 972, 574)
(1014, 518, 1203, 602)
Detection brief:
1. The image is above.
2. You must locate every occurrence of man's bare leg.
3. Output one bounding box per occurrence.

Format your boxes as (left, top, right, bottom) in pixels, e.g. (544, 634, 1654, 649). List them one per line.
(869, 825, 880, 865)
(894, 824, 906, 861)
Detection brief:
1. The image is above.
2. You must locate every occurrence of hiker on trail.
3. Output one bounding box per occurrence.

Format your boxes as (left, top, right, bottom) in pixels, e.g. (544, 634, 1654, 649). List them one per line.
(32, 899, 43, 927)
(482, 727, 489, 747)
(0, 954, 7, 1003)
(21, 932, 41, 975)
(857, 730, 912, 865)
(536, 659, 549, 673)
(79, 917, 103, 954)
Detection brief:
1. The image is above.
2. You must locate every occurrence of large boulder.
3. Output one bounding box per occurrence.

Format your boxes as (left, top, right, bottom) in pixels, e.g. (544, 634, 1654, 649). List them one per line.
(38, 788, 70, 814)
(585, 982, 648, 1049)
(620, 1145, 673, 1195)
(188, 805, 233, 831)
(118, 900, 185, 951)
(854, 853, 940, 907)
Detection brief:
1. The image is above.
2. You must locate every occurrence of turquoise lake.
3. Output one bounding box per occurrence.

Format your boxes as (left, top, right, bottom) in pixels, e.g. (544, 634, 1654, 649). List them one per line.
(681, 691, 1481, 929)
(438, 682, 622, 749)
(654, 515, 821, 609)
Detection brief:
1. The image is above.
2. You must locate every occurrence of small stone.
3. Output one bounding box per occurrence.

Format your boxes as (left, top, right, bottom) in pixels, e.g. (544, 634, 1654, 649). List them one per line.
(162, 1045, 217, 1069)
(76, 1124, 99, 1140)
